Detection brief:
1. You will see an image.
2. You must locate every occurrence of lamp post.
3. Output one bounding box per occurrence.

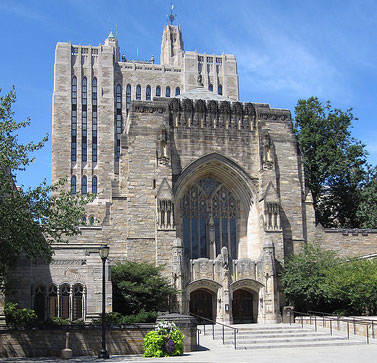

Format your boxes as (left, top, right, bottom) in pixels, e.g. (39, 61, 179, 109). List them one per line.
(98, 245, 110, 359)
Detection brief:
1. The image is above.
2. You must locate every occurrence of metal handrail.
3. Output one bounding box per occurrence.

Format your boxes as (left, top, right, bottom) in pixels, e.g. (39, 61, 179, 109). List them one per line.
(292, 310, 375, 344)
(189, 312, 239, 349)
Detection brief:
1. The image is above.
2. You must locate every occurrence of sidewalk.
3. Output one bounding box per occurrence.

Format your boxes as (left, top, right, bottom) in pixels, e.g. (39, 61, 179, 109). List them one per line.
(3, 325, 377, 363)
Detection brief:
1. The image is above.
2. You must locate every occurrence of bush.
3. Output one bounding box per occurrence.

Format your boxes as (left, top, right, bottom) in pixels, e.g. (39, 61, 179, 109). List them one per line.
(143, 321, 184, 358)
(112, 261, 177, 316)
(43, 317, 72, 326)
(92, 310, 157, 325)
(4, 302, 38, 328)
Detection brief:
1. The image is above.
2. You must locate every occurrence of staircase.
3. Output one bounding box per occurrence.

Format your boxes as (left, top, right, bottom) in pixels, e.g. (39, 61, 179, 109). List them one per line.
(202, 323, 365, 350)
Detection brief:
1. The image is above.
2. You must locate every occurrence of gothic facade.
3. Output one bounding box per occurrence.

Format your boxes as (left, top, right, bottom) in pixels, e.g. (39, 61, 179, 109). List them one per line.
(7, 23, 377, 325)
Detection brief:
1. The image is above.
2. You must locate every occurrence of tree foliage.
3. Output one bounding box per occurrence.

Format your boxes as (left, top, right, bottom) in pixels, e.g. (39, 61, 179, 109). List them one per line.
(0, 88, 93, 291)
(111, 261, 177, 316)
(282, 243, 377, 315)
(282, 243, 340, 313)
(294, 97, 377, 228)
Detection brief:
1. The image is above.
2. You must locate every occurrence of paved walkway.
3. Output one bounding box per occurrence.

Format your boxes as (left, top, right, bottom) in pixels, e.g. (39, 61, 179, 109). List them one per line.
(3, 324, 377, 363)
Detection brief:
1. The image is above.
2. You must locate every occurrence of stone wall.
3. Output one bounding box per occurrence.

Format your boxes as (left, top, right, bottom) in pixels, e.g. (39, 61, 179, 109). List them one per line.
(0, 323, 197, 358)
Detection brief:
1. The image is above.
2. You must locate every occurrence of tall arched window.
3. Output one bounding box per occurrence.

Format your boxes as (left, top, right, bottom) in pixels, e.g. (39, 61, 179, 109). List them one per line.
(72, 284, 84, 320)
(48, 284, 58, 318)
(92, 176, 97, 194)
(209, 84, 213, 92)
(92, 78, 97, 163)
(71, 176, 76, 195)
(82, 176, 87, 194)
(180, 176, 238, 259)
(218, 84, 223, 95)
(34, 285, 46, 321)
(166, 86, 171, 97)
(156, 85, 161, 97)
(71, 77, 77, 162)
(126, 84, 131, 111)
(136, 84, 141, 100)
(175, 87, 180, 96)
(146, 85, 151, 100)
(59, 284, 70, 319)
(116, 84, 122, 161)
(82, 77, 87, 162)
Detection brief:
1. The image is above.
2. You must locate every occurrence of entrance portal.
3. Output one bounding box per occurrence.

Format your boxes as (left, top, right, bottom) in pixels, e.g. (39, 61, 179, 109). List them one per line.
(232, 289, 253, 323)
(189, 289, 213, 321)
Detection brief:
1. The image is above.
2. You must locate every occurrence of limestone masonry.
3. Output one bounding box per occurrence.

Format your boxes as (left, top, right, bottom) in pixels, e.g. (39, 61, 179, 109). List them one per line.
(8, 22, 377, 325)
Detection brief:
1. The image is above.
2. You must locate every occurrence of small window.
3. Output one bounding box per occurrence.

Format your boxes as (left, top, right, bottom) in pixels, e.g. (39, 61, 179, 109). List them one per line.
(81, 215, 86, 224)
(156, 86, 161, 97)
(209, 84, 213, 92)
(71, 176, 76, 195)
(146, 85, 151, 100)
(175, 87, 180, 96)
(166, 86, 171, 97)
(92, 176, 97, 194)
(126, 84, 131, 111)
(73, 284, 84, 320)
(218, 84, 223, 95)
(136, 85, 141, 100)
(82, 176, 87, 194)
(60, 284, 70, 319)
(116, 84, 122, 108)
(90, 216, 95, 225)
(48, 284, 58, 318)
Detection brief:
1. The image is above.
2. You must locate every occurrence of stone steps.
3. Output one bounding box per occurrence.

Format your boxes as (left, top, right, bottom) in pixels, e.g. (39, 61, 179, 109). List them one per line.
(199, 324, 365, 350)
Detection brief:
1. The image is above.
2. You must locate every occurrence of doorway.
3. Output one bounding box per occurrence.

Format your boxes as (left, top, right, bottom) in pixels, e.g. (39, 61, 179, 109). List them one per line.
(232, 289, 253, 323)
(189, 289, 214, 322)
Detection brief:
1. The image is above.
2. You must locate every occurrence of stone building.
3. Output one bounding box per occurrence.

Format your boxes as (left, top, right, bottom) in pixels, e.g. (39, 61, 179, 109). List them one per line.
(7, 21, 377, 325)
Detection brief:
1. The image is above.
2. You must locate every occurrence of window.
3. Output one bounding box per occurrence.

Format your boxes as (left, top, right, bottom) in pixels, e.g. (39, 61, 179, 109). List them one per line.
(71, 77, 77, 162)
(59, 284, 70, 319)
(136, 84, 141, 100)
(116, 84, 122, 161)
(209, 84, 213, 92)
(71, 176, 76, 195)
(92, 78, 97, 162)
(218, 84, 223, 95)
(126, 84, 131, 111)
(180, 176, 238, 260)
(166, 86, 171, 97)
(175, 87, 180, 96)
(90, 216, 95, 225)
(73, 284, 84, 320)
(82, 77, 87, 162)
(48, 284, 58, 318)
(34, 285, 46, 321)
(82, 176, 87, 194)
(146, 85, 151, 100)
(92, 176, 97, 194)
(156, 85, 161, 97)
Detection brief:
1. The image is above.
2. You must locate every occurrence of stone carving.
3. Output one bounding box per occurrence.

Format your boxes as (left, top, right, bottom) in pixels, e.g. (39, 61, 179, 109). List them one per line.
(261, 132, 274, 170)
(134, 106, 165, 114)
(157, 124, 169, 165)
(156, 178, 174, 230)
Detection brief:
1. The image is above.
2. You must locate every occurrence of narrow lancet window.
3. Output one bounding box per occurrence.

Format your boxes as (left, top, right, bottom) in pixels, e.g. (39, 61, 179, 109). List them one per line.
(92, 78, 97, 162)
(71, 76, 77, 162)
(126, 84, 131, 112)
(92, 176, 97, 194)
(82, 175, 87, 194)
(175, 87, 180, 96)
(146, 85, 151, 100)
(136, 84, 141, 100)
(82, 77, 87, 162)
(71, 176, 76, 195)
(166, 86, 171, 97)
(116, 84, 122, 161)
(218, 84, 223, 95)
(156, 85, 161, 97)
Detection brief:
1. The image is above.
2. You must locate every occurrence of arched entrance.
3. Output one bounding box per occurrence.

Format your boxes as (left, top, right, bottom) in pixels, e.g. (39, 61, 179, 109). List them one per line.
(232, 289, 255, 323)
(189, 289, 214, 321)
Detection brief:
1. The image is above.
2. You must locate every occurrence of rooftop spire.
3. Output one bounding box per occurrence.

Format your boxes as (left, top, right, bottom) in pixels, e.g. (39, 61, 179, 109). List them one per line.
(168, 3, 176, 25)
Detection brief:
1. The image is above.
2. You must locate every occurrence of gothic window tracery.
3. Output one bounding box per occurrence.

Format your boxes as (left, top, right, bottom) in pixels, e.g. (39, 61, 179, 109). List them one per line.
(181, 176, 239, 260)
(71, 77, 77, 162)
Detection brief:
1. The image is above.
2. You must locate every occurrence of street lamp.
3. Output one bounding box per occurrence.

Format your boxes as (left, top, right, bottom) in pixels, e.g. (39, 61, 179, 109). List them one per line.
(98, 245, 110, 359)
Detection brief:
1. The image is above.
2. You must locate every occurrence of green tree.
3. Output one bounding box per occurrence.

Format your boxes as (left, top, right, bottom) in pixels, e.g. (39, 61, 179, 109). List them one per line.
(282, 243, 341, 312)
(111, 261, 177, 316)
(356, 166, 377, 228)
(294, 97, 369, 227)
(325, 258, 377, 315)
(0, 88, 92, 291)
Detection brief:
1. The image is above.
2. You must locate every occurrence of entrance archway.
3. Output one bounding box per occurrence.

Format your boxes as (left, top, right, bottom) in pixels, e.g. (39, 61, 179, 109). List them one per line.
(189, 289, 214, 321)
(232, 289, 253, 323)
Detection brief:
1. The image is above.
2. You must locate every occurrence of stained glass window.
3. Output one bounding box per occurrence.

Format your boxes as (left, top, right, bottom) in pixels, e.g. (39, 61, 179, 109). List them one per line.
(180, 176, 238, 260)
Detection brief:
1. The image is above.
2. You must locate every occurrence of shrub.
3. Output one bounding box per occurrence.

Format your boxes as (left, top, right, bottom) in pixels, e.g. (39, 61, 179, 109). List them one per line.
(111, 261, 177, 316)
(4, 302, 38, 328)
(143, 321, 184, 357)
(44, 317, 71, 326)
(91, 310, 157, 325)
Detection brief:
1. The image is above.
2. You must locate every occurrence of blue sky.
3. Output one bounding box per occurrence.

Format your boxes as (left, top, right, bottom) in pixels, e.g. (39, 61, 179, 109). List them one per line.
(2, 0, 377, 188)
